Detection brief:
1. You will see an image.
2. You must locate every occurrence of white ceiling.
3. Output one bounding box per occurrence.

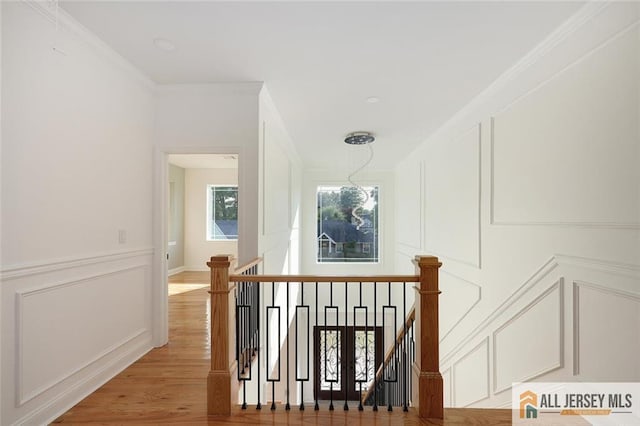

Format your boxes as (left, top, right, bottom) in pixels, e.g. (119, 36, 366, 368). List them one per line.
(61, 1, 584, 169)
(168, 154, 238, 169)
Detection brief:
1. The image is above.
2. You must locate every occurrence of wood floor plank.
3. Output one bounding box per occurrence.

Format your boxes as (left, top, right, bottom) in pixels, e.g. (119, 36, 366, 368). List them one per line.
(53, 271, 511, 425)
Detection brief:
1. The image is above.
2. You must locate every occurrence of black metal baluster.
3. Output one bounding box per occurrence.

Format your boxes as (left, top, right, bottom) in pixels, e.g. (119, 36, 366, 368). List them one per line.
(344, 281, 349, 411)
(286, 283, 290, 411)
(256, 276, 261, 410)
(329, 282, 334, 411)
(314, 282, 319, 411)
(354, 281, 367, 411)
(267, 281, 280, 411)
(410, 320, 414, 404)
(387, 282, 393, 412)
(296, 282, 309, 411)
(373, 281, 378, 411)
(403, 281, 408, 411)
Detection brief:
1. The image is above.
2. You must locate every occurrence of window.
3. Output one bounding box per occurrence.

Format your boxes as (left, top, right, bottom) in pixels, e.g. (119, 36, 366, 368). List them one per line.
(316, 185, 379, 263)
(207, 185, 238, 240)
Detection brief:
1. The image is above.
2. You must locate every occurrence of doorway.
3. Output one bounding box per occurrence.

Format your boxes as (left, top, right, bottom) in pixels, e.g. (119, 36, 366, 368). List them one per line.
(166, 154, 239, 280)
(313, 326, 383, 401)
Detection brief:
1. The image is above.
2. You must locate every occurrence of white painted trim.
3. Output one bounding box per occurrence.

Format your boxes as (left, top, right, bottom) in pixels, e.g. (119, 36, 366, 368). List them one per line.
(557, 254, 640, 279)
(489, 20, 640, 229)
(0, 247, 154, 280)
(441, 256, 560, 365)
(452, 337, 490, 408)
(572, 279, 640, 376)
(440, 271, 482, 342)
(12, 334, 152, 426)
(441, 254, 638, 366)
(16, 264, 150, 405)
(155, 82, 264, 96)
(400, 1, 611, 164)
(21, 0, 155, 90)
(168, 266, 185, 276)
(491, 280, 564, 395)
(442, 367, 452, 407)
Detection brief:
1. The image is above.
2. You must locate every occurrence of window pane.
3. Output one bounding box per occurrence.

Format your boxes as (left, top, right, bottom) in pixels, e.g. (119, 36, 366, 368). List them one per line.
(317, 185, 379, 263)
(209, 186, 238, 240)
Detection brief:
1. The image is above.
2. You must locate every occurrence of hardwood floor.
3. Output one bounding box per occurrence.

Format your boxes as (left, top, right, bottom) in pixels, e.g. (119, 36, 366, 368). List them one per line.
(53, 271, 511, 425)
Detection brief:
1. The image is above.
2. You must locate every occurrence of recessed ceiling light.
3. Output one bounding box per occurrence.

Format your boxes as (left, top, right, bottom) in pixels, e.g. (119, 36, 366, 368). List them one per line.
(153, 38, 176, 52)
(366, 96, 380, 104)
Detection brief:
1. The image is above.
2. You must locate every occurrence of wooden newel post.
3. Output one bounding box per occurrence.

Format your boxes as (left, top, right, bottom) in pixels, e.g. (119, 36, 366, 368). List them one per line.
(415, 255, 443, 419)
(207, 255, 233, 415)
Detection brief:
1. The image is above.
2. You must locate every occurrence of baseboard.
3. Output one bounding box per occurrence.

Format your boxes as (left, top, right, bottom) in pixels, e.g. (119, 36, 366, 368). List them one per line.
(11, 332, 152, 426)
(168, 266, 185, 276)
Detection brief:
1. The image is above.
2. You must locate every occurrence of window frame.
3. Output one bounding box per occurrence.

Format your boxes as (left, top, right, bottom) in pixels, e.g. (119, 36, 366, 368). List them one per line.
(206, 184, 239, 241)
(316, 184, 380, 264)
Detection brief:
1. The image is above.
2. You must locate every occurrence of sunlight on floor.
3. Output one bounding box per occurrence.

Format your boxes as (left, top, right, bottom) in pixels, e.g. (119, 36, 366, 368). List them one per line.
(168, 283, 209, 296)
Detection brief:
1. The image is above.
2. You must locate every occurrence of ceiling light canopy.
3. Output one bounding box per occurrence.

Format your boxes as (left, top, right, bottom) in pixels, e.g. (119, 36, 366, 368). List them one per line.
(153, 38, 176, 52)
(344, 132, 375, 145)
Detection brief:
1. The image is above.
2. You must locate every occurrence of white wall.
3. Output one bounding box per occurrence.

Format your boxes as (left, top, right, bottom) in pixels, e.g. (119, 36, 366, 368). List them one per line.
(394, 2, 640, 408)
(1, 2, 155, 424)
(167, 164, 185, 272)
(258, 88, 302, 276)
(1, 2, 4, 421)
(154, 83, 261, 266)
(184, 168, 238, 270)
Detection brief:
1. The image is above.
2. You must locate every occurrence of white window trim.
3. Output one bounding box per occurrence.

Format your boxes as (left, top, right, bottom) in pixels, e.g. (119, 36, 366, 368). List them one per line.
(315, 183, 380, 264)
(206, 184, 239, 241)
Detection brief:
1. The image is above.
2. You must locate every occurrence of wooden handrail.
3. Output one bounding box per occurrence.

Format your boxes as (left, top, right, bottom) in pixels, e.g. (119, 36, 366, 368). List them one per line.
(233, 257, 263, 275)
(360, 307, 416, 404)
(228, 274, 420, 283)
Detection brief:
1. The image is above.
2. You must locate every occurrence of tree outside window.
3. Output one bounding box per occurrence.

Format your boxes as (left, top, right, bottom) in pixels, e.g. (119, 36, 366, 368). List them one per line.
(317, 185, 379, 263)
(207, 185, 238, 240)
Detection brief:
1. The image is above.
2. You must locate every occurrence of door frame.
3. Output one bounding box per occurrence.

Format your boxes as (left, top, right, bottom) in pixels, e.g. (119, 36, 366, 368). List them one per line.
(151, 146, 242, 347)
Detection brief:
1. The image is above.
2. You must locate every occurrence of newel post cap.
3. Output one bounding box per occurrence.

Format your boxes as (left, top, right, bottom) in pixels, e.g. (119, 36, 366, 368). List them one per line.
(414, 255, 442, 267)
(207, 254, 234, 268)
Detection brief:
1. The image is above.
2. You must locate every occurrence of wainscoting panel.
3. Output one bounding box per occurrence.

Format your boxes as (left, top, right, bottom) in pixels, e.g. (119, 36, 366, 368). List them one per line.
(425, 125, 481, 267)
(17, 265, 148, 405)
(440, 271, 481, 341)
(493, 281, 564, 393)
(2, 249, 153, 426)
(452, 338, 489, 407)
(491, 24, 640, 227)
(574, 281, 640, 381)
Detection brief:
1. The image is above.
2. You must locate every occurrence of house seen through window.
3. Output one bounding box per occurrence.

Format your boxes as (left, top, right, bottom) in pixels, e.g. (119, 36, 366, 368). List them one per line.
(207, 185, 238, 240)
(317, 185, 379, 263)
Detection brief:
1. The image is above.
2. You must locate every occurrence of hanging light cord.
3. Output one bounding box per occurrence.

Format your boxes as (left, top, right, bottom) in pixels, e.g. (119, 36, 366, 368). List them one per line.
(348, 143, 374, 230)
